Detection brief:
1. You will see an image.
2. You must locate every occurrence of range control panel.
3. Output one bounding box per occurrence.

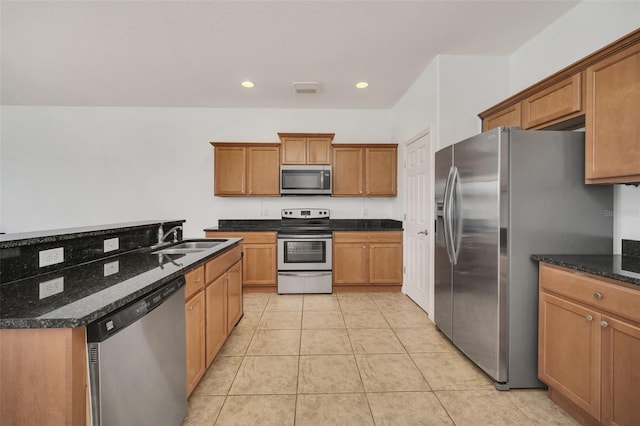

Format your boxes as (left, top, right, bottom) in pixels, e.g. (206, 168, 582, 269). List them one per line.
(281, 208, 330, 219)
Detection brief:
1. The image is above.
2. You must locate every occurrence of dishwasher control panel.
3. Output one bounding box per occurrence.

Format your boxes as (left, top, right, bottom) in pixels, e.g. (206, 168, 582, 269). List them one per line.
(87, 276, 186, 342)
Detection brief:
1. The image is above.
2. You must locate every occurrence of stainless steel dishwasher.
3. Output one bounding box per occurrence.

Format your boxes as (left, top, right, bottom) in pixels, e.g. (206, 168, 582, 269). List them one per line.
(87, 276, 187, 426)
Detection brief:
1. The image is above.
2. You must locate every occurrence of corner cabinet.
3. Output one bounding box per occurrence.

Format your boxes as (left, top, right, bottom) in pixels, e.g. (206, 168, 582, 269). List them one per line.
(205, 231, 277, 291)
(278, 133, 334, 165)
(332, 144, 397, 197)
(333, 231, 403, 290)
(211, 143, 280, 196)
(585, 42, 640, 184)
(538, 263, 640, 426)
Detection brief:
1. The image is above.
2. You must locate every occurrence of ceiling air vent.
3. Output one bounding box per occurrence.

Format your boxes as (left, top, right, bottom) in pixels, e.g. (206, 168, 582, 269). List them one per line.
(292, 82, 320, 94)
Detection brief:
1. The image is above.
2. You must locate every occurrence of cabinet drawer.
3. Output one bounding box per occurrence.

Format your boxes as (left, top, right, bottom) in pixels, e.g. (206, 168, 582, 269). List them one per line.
(540, 263, 640, 323)
(333, 231, 403, 244)
(205, 231, 276, 244)
(184, 266, 205, 300)
(205, 245, 242, 284)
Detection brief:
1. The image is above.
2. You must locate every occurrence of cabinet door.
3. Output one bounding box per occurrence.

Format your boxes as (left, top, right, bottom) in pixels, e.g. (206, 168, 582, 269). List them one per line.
(586, 43, 640, 183)
(205, 276, 227, 367)
(522, 73, 583, 129)
(281, 137, 307, 164)
(365, 147, 397, 196)
(185, 291, 205, 396)
(227, 260, 243, 332)
(306, 138, 332, 164)
(333, 243, 368, 284)
(243, 243, 277, 285)
(214, 146, 246, 195)
(332, 147, 364, 196)
(482, 103, 521, 131)
(538, 292, 601, 420)
(247, 146, 280, 195)
(601, 316, 640, 426)
(369, 243, 403, 284)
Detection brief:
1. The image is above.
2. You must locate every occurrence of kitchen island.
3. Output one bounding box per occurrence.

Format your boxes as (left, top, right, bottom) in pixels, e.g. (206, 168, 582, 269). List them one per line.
(0, 220, 243, 426)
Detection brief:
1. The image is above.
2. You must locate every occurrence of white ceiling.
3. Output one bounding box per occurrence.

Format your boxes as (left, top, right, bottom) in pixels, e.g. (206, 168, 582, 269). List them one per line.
(1, 0, 580, 109)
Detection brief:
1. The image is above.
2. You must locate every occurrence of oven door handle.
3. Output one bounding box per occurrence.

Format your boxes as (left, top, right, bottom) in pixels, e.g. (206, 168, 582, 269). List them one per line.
(278, 271, 332, 277)
(277, 234, 333, 239)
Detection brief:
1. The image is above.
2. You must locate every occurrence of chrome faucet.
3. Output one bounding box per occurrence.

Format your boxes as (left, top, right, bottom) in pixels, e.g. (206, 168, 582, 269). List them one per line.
(157, 225, 183, 245)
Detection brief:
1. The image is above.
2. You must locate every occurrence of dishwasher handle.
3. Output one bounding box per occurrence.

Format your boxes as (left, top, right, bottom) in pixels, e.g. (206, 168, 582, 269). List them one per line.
(87, 276, 186, 343)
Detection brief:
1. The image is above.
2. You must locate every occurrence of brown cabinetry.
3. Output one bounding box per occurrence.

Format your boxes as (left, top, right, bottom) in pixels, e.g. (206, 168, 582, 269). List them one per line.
(482, 103, 521, 132)
(333, 231, 403, 288)
(585, 42, 640, 184)
(522, 73, 583, 129)
(185, 245, 243, 396)
(332, 144, 397, 196)
(538, 263, 640, 425)
(205, 231, 277, 290)
(480, 29, 640, 184)
(212, 143, 280, 196)
(278, 133, 334, 165)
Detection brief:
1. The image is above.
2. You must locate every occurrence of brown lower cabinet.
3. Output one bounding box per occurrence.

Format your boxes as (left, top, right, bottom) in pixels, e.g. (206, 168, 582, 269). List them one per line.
(333, 231, 403, 290)
(538, 263, 640, 426)
(185, 245, 243, 396)
(205, 231, 277, 291)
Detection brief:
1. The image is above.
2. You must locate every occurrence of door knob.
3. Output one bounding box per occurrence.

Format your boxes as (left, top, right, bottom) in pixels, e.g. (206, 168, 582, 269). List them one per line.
(418, 230, 429, 236)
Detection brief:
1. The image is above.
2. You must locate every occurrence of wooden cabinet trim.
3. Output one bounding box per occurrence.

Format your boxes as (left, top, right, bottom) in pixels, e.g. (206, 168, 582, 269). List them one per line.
(278, 133, 335, 139)
(479, 28, 640, 120)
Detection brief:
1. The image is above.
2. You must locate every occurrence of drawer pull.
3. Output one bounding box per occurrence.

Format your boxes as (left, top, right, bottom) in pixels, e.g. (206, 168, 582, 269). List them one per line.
(600, 320, 608, 328)
(188, 305, 194, 311)
(593, 292, 603, 300)
(585, 314, 593, 322)
(195, 278, 201, 283)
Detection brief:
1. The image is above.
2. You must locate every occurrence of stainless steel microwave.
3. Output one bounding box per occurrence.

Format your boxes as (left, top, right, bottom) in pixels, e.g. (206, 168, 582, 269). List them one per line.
(280, 165, 331, 195)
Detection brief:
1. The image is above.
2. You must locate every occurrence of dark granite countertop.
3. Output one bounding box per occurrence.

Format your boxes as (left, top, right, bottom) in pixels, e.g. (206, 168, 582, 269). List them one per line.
(0, 238, 242, 329)
(0, 219, 185, 248)
(531, 254, 640, 288)
(205, 219, 403, 232)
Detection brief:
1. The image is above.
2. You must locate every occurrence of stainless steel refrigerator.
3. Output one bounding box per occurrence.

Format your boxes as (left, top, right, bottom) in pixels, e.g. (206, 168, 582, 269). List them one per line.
(434, 127, 613, 389)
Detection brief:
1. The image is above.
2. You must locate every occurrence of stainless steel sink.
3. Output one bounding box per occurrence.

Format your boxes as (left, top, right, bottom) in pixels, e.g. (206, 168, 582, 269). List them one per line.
(169, 240, 225, 250)
(151, 239, 227, 255)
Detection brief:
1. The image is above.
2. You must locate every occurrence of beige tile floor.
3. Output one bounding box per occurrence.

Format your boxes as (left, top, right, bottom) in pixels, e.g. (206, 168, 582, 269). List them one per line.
(183, 292, 578, 426)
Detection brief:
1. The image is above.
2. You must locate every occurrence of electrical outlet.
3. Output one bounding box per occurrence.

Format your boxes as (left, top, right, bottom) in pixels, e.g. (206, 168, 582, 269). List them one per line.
(363, 208, 369, 217)
(104, 260, 119, 277)
(104, 237, 119, 253)
(262, 207, 269, 216)
(39, 247, 64, 267)
(39, 277, 64, 299)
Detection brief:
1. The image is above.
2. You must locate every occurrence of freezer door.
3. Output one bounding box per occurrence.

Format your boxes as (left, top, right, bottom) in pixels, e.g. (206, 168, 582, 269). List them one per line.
(434, 146, 453, 339)
(451, 128, 506, 383)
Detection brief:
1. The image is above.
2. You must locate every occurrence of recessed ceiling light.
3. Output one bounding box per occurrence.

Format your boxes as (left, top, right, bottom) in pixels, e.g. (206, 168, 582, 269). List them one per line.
(241, 81, 255, 88)
(355, 81, 369, 89)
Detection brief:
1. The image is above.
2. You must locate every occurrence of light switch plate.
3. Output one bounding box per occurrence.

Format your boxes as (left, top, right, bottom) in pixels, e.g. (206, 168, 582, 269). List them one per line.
(104, 261, 119, 277)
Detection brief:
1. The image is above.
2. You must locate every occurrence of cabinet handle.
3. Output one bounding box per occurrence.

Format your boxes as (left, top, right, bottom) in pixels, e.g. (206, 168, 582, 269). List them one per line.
(195, 278, 201, 283)
(600, 320, 608, 328)
(188, 305, 194, 310)
(585, 314, 593, 322)
(594, 292, 603, 300)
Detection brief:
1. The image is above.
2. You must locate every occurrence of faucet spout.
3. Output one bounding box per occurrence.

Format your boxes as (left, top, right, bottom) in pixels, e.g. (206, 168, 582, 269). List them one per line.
(160, 225, 183, 244)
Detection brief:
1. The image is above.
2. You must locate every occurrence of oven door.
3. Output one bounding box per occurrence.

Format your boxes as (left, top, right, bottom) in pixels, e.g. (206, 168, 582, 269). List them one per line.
(277, 234, 332, 271)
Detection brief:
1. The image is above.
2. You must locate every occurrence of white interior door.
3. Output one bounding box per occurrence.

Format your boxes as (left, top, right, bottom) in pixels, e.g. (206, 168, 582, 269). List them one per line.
(403, 131, 432, 315)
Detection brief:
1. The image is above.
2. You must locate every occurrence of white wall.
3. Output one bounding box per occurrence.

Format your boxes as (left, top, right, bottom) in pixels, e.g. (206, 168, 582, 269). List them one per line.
(509, 0, 640, 253)
(0, 106, 394, 237)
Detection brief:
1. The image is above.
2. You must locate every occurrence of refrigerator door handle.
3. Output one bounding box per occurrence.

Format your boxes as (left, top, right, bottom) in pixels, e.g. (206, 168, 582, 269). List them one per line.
(444, 166, 456, 264)
(450, 167, 462, 265)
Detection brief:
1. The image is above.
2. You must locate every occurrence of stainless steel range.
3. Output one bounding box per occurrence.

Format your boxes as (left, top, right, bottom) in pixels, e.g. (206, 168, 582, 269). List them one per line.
(277, 208, 332, 294)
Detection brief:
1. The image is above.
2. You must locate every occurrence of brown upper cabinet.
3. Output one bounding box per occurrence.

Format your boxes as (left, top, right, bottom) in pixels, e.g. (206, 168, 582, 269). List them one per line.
(479, 29, 640, 184)
(585, 42, 640, 184)
(332, 144, 397, 197)
(278, 133, 334, 165)
(211, 143, 280, 196)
